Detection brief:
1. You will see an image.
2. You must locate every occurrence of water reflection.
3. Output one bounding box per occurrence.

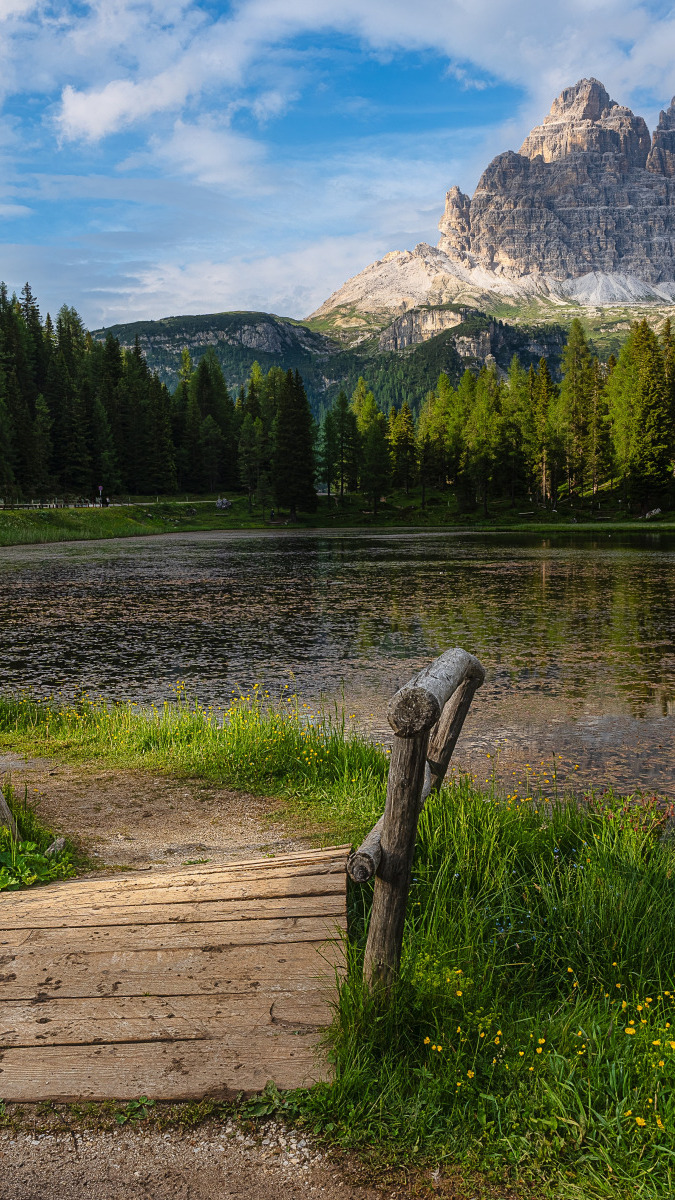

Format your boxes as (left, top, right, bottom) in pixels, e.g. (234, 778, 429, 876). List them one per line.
(2, 528, 674, 796)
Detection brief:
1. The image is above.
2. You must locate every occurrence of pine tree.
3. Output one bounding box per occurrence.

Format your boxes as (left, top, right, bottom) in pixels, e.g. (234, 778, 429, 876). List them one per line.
(318, 409, 338, 497)
(32, 393, 53, 495)
(360, 411, 390, 513)
(272, 370, 316, 518)
(238, 412, 258, 512)
(389, 401, 417, 493)
(559, 318, 593, 496)
(333, 390, 359, 498)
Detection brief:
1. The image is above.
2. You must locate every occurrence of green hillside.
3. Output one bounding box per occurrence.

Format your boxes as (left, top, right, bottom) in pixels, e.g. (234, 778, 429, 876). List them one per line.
(93, 307, 567, 415)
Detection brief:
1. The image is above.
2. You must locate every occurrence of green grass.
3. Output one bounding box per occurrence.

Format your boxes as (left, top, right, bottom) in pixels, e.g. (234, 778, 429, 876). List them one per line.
(0, 780, 77, 889)
(1, 489, 673, 546)
(1, 690, 674, 1196)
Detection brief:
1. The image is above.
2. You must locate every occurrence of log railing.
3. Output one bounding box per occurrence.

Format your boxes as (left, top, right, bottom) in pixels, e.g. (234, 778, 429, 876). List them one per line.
(348, 647, 485, 993)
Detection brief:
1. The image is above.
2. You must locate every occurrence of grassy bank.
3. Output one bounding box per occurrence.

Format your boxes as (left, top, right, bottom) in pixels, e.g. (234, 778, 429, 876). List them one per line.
(1, 691, 674, 1197)
(0, 491, 673, 547)
(0, 780, 77, 889)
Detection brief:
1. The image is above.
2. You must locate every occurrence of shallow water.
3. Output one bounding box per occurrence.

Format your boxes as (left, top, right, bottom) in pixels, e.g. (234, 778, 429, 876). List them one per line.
(2, 528, 674, 796)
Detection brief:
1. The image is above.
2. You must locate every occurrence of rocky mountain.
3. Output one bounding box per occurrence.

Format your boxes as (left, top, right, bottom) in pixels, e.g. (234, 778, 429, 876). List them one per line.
(309, 79, 675, 335)
(94, 306, 566, 414)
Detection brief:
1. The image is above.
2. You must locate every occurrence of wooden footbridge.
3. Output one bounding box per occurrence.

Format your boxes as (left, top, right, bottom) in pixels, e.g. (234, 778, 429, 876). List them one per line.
(0, 646, 486, 1102)
(0, 846, 349, 1100)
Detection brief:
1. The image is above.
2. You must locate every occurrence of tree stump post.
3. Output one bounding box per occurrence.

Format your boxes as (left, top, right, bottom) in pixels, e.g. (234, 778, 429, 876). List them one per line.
(353, 648, 485, 995)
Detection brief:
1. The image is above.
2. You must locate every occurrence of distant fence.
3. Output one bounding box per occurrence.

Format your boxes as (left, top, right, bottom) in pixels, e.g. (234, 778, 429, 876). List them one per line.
(348, 647, 485, 994)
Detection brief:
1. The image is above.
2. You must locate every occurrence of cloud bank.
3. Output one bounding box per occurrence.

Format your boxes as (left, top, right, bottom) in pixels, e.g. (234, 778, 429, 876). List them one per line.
(0, 1, 673, 324)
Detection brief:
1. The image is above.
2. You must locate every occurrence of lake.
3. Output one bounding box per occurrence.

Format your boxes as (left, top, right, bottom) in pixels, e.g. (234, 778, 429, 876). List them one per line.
(2, 528, 673, 797)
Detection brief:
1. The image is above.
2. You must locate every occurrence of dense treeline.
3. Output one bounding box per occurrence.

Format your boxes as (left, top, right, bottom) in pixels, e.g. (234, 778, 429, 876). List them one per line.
(315, 318, 675, 514)
(0, 284, 314, 510)
(0, 284, 673, 515)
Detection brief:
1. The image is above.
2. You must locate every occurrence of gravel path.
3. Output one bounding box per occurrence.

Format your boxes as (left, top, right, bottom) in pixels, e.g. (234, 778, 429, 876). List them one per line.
(0, 1121, 388, 1200)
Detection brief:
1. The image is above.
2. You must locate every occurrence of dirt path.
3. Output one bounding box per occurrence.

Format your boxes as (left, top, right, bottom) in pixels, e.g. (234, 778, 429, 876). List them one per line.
(0, 751, 310, 871)
(0, 1122, 389, 1200)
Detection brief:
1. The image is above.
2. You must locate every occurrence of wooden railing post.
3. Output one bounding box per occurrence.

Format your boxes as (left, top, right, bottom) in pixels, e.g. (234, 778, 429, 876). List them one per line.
(352, 648, 485, 994)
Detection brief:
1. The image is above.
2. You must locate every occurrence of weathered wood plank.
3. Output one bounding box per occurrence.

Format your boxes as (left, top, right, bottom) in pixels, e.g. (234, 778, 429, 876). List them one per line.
(0, 1034, 328, 1100)
(0, 938, 345, 1000)
(3, 854, 353, 907)
(2, 910, 345, 955)
(1, 992, 335, 1047)
(0, 888, 343, 931)
(0, 874, 346, 928)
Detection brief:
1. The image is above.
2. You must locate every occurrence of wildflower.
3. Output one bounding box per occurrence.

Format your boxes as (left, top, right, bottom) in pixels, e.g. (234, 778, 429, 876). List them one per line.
(518, 1051, 524, 1057)
(625, 1028, 636, 1035)
(528, 1066, 534, 1071)
(437, 1045, 442, 1052)
(424, 1037, 430, 1045)
(567, 967, 573, 974)
(538, 1038, 545, 1044)
(659, 1061, 665, 1067)
(467, 1070, 475, 1078)
(494, 1037, 500, 1045)
(653, 1040, 662, 1046)
(536, 1047, 542, 1054)
(456, 990, 463, 996)
(669, 1041, 675, 1049)
(635, 1117, 647, 1127)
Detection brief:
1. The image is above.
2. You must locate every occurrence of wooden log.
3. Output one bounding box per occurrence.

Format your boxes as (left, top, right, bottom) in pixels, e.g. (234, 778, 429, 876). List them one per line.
(347, 815, 384, 883)
(387, 647, 484, 736)
(426, 673, 483, 792)
(362, 731, 429, 992)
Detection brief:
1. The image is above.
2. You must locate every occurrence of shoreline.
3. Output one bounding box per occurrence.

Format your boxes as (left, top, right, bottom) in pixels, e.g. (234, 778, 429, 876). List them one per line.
(0, 499, 674, 548)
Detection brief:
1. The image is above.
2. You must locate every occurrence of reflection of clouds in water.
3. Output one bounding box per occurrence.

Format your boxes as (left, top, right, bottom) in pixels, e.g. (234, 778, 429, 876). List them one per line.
(1, 529, 673, 791)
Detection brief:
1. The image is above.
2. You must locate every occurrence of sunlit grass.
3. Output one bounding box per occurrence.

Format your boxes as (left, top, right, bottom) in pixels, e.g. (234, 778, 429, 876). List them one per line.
(1, 689, 674, 1195)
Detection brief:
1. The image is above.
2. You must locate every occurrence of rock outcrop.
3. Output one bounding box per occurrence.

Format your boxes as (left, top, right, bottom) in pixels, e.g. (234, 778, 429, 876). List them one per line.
(310, 78, 675, 324)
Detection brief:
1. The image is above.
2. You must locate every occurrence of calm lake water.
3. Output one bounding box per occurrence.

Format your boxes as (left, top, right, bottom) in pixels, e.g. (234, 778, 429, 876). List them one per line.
(2, 528, 674, 797)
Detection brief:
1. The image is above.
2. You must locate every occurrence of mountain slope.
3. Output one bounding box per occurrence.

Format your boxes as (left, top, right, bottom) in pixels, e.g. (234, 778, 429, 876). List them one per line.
(309, 78, 675, 338)
(93, 307, 567, 414)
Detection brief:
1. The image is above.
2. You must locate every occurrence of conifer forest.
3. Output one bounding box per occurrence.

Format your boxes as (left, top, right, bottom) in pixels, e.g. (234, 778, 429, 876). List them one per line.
(1, 283, 674, 515)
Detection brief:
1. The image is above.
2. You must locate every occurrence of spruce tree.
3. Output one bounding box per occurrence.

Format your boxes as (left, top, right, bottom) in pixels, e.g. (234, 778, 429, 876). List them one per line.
(271, 370, 316, 518)
(360, 411, 390, 514)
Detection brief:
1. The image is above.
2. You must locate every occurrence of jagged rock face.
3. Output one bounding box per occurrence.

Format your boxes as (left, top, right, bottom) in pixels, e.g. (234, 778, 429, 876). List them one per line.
(378, 306, 468, 351)
(309, 78, 675, 324)
(437, 78, 675, 285)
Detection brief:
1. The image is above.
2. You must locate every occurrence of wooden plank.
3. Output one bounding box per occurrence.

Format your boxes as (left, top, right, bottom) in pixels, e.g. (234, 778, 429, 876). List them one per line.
(0, 874, 346, 928)
(0, 1033, 328, 1100)
(0, 847, 350, 907)
(2, 910, 345, 955)
(1, 992, 336, 1048)
(0, 938, 345, 1000)
(0, 890, 345, 932)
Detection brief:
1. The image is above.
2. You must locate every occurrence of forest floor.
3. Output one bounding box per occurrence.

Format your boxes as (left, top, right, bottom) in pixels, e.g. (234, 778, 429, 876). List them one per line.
(0, 490, 673, 546)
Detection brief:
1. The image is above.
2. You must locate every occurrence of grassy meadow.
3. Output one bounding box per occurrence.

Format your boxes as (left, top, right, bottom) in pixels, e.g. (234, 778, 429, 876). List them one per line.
(0, 488, 673, 547)
(1, 689, 674, 1197)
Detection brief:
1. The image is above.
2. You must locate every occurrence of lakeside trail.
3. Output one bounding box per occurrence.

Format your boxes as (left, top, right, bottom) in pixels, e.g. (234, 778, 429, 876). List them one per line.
(0, 752, 309, 872)
(0, 752, 522, 1200)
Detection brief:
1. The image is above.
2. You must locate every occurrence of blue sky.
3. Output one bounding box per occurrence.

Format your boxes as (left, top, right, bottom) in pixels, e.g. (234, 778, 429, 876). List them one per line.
(1, 0, 675, 327)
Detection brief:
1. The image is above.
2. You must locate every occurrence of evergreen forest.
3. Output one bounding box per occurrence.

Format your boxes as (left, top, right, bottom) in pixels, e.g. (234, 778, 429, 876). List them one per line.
(0, 283, 673, 516)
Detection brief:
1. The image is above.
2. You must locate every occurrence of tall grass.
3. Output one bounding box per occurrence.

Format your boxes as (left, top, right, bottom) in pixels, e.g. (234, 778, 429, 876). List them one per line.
(1, 689, 673, 1195)
(305, 784, 675, 1198)
(0, 686, 389, 843)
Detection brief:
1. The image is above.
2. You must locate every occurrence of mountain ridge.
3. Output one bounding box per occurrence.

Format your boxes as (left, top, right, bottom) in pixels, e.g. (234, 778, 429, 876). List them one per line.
(309, 78, 675, 335)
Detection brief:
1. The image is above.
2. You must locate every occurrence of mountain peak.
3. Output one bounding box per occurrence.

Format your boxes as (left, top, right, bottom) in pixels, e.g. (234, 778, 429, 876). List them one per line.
(518, 77, 650, 167)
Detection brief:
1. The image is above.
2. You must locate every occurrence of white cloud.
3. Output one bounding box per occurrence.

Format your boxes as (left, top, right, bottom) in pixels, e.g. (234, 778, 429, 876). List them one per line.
(142, 119, 268, 191)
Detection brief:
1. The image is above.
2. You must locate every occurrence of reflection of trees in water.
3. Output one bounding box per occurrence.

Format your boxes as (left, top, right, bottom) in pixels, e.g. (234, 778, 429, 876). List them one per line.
(2, 536, 674, 723)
